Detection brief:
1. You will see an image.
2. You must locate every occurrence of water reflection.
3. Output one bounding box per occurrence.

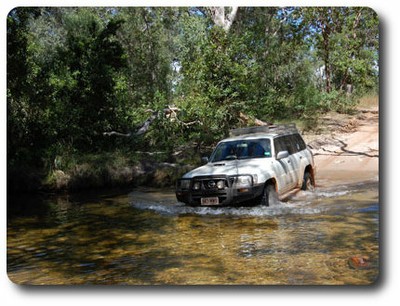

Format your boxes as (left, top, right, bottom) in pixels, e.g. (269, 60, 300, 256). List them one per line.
(7, 181, 379, 285)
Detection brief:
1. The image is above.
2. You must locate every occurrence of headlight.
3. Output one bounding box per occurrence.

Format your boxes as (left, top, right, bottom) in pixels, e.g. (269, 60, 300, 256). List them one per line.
(234, 175, 253, 188)
(192, 181, 201, 190)
(179, 179, 191, 190)
(217, 180, 225, 190)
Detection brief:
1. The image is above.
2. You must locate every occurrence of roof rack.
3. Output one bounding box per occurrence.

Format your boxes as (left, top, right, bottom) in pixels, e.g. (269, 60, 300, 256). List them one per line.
(229, 124, 298, 137)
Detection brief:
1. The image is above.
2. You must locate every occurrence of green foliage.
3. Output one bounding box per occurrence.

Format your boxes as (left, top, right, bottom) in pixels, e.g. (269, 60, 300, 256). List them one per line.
(300, 7, 378, 94)
(7, 7, 379, 190)
(50, 10, 126, 151)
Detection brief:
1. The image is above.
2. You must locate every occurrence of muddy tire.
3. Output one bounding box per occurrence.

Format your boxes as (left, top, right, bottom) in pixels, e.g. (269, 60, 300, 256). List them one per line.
(301, 172, 315, 191)
(259, 184, 278, 206)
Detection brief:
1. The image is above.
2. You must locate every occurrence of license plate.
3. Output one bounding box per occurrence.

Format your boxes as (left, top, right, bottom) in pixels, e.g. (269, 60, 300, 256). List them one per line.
(201, 197, 219, 206)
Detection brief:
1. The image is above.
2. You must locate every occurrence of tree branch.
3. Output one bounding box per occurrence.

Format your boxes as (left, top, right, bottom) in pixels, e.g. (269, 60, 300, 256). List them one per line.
(103, 105, 203, 138)
(103, 131, 132, 137)
(165, 105, 203, 127)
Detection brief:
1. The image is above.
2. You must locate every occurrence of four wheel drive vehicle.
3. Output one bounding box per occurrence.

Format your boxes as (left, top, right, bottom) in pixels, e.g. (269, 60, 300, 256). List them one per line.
(175, 124, 316, 207)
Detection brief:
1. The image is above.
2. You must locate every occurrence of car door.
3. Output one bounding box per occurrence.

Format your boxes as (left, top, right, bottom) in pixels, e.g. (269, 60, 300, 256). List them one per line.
(273, 136, 297, 193)
(285, 135, 302, 187)
(291, 133, 308, 187)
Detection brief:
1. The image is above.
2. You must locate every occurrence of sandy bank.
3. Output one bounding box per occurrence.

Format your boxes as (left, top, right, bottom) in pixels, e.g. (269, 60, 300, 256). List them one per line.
(304, 106, 379, 187)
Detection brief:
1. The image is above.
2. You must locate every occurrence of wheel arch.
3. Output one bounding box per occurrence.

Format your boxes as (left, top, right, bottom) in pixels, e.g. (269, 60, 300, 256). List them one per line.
(304, 164, 315, 185)
(264, 177, 278, 192)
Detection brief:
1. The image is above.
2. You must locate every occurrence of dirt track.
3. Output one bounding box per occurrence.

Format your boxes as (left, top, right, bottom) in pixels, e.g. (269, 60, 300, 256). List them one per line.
(304, 106, 379, 187)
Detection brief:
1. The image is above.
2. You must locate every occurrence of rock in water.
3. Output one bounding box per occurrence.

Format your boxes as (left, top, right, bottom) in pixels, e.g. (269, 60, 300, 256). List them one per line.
(348, 256, 370, 269)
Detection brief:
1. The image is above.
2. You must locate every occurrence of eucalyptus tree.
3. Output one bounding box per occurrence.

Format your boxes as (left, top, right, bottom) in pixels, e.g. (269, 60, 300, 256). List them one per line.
(299, 7, 379, 94)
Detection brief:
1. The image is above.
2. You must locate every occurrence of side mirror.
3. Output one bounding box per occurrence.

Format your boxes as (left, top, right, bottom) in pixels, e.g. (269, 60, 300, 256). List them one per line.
(201, 156, 209, 164)
(276, 150, 289, 160)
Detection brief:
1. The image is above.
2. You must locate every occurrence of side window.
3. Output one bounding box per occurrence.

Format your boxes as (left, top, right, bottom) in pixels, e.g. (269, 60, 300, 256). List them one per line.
(284, 135, 296, 155)
(297, 134, 307, 150)
(291, 134, 306, 152)
(289, 135, 299, 153)
(274, 135, 300, 155)
(292, 135, 300, 152)
(274, 137, 280, 155)
(274, 137, 287, 155)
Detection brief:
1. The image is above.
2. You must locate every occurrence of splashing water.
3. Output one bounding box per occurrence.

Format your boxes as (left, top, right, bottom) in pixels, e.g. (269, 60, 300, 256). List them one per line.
(130, 180, 378, 218)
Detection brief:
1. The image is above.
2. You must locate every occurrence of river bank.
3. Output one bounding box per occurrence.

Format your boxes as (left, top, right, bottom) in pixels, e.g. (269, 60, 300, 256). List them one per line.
(304, 103, 379, 187)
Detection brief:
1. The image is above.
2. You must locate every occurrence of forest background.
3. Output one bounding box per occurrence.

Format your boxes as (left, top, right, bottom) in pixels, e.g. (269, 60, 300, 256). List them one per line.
(7, 7, 379, 192)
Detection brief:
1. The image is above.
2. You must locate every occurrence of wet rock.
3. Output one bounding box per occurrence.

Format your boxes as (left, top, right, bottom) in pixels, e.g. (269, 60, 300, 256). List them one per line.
(348, 255, 370, 269)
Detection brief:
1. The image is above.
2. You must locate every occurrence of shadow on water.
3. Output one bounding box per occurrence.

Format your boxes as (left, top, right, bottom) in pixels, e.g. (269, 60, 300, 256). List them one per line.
(7, 180, 379, 285)
(8, 192, 180, 284)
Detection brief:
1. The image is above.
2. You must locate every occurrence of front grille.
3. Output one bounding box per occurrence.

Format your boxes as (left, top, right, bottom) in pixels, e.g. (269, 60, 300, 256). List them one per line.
(189, 176, 232, 205)
(192, 177, 230, 191)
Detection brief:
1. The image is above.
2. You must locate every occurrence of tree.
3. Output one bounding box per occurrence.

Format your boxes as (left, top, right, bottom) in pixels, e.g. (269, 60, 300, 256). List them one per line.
(48, 9, 126, 151)
(300, 7, 379, 94)
(7, 7, 45, 164)
(7, 6, 379, 176)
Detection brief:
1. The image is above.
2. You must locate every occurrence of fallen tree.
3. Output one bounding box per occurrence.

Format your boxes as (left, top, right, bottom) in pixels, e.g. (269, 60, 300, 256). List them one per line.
(104, 106, 271, 140)
(103, 106, 202, 138)
(103, 110, 158, 137)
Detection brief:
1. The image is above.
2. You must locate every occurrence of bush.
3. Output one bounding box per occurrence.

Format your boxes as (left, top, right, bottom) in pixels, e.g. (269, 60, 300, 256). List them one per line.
(319, 90, 357, 114)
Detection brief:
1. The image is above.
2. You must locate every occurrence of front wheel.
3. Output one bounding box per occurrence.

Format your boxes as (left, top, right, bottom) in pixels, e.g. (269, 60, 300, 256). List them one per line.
(301, 172, 315, 191)
(259, 184, 278, 206)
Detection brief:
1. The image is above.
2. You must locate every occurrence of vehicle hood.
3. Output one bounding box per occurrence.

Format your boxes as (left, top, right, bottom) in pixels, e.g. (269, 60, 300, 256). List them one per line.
(182, 159, 268, 179)
(182, 160, 238, 178)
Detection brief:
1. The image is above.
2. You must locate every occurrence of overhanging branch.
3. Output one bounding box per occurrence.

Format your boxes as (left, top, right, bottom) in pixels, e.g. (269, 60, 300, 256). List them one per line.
(103, 105, 202, 138)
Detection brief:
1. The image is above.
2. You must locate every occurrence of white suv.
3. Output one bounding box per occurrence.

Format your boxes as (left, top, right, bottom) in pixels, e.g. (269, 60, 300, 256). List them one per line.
(175, 124, 315, 206)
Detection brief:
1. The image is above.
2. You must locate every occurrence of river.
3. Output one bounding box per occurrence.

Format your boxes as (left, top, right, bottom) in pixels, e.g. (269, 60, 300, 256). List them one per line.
(7, 179, 379, 285)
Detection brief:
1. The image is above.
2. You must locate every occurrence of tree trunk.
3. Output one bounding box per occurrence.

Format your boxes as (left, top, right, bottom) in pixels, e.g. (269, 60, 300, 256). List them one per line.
(207, 7, 238, 32)
(322, 25, 332, 93)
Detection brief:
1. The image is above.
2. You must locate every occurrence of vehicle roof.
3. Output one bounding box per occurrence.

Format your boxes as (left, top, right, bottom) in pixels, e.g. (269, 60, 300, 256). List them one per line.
(219, 133, 274, 142)
(220, 124, 300, 143)
(219, 132, 297, 143)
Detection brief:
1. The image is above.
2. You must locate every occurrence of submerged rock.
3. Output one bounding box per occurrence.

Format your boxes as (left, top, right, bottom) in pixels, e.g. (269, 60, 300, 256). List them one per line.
(348, 255, 370, 269)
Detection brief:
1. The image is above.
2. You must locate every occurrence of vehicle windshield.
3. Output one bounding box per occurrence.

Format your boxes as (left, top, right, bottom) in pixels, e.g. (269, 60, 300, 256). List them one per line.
(210, 139, 272, 162)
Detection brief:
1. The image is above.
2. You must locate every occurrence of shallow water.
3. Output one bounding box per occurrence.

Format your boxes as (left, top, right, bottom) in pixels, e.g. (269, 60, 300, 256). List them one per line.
(7, 180, 379, 285)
